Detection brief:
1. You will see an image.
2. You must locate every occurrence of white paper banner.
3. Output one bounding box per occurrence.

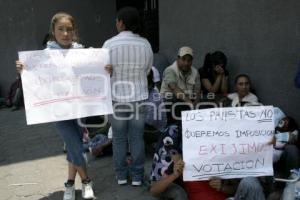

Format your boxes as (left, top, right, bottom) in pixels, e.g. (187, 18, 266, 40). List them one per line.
(18, 48, 113, 125)
(182, 106, 274, 181)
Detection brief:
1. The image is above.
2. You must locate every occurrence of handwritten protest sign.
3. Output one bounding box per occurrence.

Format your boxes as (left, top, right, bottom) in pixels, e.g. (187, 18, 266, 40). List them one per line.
(18, 48, 113, 125)
(182, 106, 274, 181)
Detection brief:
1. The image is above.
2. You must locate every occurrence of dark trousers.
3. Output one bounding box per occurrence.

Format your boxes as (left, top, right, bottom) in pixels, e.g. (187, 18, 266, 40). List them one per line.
(274, 144, 300, 178)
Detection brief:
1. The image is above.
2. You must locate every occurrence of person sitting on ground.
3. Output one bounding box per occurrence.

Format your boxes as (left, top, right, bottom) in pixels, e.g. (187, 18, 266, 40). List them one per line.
(227, 74, 259, 107)
(149, 123, 259, 200)
(149, 123, 229, 200)
(215, 78, 299, 199)
(205, 75, 270, 199)
(258, 110, 300, 199)
(229, 74, 299, 177)
(267, 109, 300, 199)
(272, 116, 299, 163)
(270, 109, 300, 179)
(160, 46, 201, 122)
(198, 51, 229, 101)
(149, 123, 188, 200)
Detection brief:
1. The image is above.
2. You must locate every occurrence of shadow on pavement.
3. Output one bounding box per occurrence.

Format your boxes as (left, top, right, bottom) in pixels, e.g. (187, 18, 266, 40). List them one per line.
(39, 191, 64, 200)
(0, 108, 66, 166)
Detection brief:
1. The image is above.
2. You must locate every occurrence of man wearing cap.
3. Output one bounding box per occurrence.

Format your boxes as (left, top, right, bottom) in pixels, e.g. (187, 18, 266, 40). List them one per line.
(160, 46, 201, 121)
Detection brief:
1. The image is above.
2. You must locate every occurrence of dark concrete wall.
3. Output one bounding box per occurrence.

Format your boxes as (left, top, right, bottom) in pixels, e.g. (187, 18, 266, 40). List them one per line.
(0, 0, 116, 96)
(159, 0, 300, 120)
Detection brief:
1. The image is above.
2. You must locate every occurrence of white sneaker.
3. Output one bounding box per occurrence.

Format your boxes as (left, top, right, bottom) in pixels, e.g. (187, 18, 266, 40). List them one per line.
(132, 180, 142, 186)
(82, 181, 95, 199)
(63, 184, 75, 200)
(117, 179, 128, 185)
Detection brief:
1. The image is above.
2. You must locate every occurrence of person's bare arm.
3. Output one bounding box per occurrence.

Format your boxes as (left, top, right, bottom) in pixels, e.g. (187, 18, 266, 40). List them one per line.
(150, 173, 179, 196)
(220, 75, 228, 94)
(150, 156, 184, 196)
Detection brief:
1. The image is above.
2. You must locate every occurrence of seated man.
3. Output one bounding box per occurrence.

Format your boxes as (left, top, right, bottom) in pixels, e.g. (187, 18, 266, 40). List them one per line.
(160, 46, 201, 122)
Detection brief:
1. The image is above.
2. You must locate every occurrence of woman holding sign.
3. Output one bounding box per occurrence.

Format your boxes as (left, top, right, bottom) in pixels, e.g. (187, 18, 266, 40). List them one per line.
(16, 12, 98, 200)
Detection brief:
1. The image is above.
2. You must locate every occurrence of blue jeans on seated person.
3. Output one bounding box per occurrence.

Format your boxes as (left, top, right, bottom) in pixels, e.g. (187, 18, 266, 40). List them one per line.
(235, 177, 265, 200)
(110, 101, 146, 182)
(55, 119, 86, 167)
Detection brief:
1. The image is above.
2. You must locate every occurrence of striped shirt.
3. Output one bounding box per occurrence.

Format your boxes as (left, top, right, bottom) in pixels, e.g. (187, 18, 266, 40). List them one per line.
(103, 31, 153, 102)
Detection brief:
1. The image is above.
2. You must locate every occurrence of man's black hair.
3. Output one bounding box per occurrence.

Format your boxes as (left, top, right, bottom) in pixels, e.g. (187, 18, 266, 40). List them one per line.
(117, 6, 141, 34)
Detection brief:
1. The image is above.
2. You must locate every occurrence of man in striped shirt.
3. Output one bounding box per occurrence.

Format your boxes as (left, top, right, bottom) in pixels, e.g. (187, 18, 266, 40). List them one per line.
(102, 6, 153, 186)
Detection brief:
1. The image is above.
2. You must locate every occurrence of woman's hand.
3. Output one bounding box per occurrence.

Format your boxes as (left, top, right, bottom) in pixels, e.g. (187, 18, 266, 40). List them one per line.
(16, 60, 23, 74)
(215, 65, 225, 75)
(105, 64, 113, 75)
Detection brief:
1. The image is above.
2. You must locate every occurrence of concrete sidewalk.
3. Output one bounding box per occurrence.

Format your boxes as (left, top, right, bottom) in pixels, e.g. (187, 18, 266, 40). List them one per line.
(0, 108, 156, 200)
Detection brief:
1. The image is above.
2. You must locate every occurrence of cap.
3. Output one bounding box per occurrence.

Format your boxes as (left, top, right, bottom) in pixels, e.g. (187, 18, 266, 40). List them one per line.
(178, 46, 193, 57)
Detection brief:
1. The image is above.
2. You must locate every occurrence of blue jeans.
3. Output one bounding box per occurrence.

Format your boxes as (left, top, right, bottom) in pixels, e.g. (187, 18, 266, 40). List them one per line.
(55, 119, 86, 167)
(110, 101, 146, 181)
(235, 177, 265, 200)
